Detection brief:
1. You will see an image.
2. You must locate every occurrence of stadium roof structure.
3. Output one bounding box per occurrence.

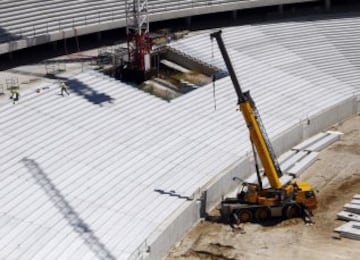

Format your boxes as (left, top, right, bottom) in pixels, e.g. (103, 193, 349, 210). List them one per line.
(0, 15, 360, 259)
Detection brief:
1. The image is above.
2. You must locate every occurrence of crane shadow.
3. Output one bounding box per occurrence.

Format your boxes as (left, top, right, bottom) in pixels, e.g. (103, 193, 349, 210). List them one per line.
(43, 75, 115, 106)
(66, 78, 115, 106)
(0, 27, 23, 44)
(21, 158, 116, 260)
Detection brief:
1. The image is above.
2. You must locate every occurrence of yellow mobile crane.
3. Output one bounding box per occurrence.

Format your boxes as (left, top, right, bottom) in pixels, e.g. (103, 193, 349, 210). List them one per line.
(210, 31, 317, 224)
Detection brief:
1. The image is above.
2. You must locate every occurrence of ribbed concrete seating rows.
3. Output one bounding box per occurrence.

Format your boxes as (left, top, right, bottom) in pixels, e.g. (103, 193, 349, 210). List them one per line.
(0, 0, 125, 41)
(0, 0, 315, 50)
(0, 0, 227, 42)
(0, 69, 247, 259)
(0, 15, 359, 259)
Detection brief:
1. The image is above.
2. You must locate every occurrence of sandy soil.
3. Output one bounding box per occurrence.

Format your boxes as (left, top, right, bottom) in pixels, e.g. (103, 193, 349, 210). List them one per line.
(166, 115, 360, 260)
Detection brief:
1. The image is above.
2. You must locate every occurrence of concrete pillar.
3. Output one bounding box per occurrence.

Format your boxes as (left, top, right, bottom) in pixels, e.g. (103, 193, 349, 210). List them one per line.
(278, 4, 284, 15)
(52, 41, 58, 51)
(325, 0, 331, 11)
(97, 31, 102, 42)
(232, 10, 237, 21)
(186, 16, 192, 27)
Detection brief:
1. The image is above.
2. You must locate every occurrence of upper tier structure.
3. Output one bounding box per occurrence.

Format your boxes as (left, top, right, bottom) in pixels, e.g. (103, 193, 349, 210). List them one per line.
(0, 0, 318, 55)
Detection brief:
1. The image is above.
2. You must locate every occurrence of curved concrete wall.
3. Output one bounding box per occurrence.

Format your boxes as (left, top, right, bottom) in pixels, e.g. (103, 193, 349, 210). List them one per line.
(0, 0, 318, 55)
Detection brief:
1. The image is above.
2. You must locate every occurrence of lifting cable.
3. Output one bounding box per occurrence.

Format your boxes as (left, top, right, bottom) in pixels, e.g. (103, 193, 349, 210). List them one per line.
(211, 37, 217, 111)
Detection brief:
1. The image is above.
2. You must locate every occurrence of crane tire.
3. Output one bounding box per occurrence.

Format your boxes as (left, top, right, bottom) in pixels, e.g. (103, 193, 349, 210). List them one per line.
(255, 207, 271, 222)
(284, 204, 301, 219)
(236, 209, 253, 223)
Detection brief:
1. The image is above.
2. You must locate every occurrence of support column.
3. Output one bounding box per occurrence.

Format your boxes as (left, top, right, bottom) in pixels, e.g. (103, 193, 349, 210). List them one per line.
(278, 4, 284, 15)
(186, 16, 192, 27)
(52, 41, 58, 51)
(97, 31, 102, 42)
(325, 0, 331, 11)
(232, 10, 237, 21)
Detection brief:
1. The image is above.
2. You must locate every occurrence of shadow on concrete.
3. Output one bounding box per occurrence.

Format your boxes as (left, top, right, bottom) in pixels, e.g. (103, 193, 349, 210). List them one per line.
(0, 27, 23, 44)
(22, 158, 117, 260)
(66, 78, 114, 106)
(8, 68, 49, 79)
(36, 74, 114, 106)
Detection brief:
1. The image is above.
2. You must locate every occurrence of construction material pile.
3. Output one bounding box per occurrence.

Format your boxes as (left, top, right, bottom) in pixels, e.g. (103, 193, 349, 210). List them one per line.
(335, 194, 360, 240)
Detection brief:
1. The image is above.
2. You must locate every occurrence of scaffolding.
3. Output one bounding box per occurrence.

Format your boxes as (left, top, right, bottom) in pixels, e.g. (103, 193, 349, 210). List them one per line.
(45, 63, 66, 75)
(5, 77, 20, 92)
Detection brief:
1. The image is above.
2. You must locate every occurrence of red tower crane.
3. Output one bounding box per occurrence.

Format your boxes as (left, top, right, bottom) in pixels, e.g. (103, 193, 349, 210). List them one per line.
(125, 0, 151, 75)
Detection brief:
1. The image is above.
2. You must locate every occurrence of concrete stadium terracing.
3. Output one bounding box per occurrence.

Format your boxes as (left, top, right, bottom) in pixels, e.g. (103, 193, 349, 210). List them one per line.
(1, 4, 360, 260)
(0, 0, 324, 55)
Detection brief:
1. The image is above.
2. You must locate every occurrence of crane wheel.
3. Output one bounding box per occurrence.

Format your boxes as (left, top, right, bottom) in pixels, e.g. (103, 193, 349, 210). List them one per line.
(236, 209, 253, 223)
(255, 207, 270, 222)
(284, 204, 301, 219)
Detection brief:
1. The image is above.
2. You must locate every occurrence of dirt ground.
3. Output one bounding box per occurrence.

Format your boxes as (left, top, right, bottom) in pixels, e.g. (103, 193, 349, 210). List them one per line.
(166, 115, 360, 260)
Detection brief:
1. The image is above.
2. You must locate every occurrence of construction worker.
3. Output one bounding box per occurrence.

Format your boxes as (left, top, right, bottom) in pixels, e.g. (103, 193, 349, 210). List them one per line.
(60, 81, 69, 96)
(9, 87, 19, 104)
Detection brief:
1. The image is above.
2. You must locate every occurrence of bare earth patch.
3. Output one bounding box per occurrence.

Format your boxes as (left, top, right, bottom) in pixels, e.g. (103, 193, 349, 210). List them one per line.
(166, 115, 360, 260)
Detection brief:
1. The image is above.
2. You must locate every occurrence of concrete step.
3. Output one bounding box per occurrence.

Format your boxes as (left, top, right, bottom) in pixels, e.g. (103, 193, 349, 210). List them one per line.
(344, 203, 360, 214)
(351, 199, 360, 205)
(337, 211, 360, 222)
(292, 131, 342, 152)
(293, 132, 327, 151)
(353, 194, 360, 200)
(334, 221, 360, 240)
(305, 132, 341, 152)
(287, 152, 319, 177)
(281, 150, 308, 172)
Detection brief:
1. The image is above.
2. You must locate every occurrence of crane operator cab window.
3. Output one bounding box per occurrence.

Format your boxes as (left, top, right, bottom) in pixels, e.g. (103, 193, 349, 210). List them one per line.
(305, 190, 315, 199)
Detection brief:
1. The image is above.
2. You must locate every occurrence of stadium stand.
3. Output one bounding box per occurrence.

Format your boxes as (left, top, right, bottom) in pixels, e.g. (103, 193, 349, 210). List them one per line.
(0, 0, 318, 54)
(0, 12, 359, 258)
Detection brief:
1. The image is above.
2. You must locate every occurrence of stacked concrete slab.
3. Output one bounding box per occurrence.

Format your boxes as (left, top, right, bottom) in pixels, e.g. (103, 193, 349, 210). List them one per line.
(243, 131, 341, 190)
(0, 0, 318, 54)
(335, 194, 360, 240)
(0, 15, 360, 259)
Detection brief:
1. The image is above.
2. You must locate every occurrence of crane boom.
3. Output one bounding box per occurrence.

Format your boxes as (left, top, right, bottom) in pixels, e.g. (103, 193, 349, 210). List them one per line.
(210, 30, 282, 189)
(208, 31, 317, 224)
